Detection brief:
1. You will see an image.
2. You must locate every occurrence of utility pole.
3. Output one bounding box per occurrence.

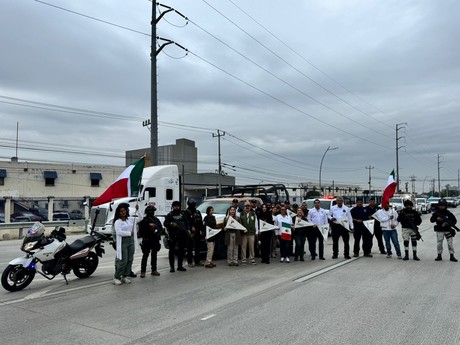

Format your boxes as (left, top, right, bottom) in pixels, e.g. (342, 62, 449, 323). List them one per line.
(150, 3, 158, 166)
(212, 130, 225, 195)
(396, 123, 407, 192)
(437, 154, 442, 196)
(150, 3, 186, 166)
(410, 175, 416, 198)
(366, 166, 374, 198)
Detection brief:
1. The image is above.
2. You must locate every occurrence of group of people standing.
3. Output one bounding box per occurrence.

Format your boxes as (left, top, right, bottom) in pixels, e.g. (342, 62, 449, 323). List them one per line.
(110, 196, 458, 285)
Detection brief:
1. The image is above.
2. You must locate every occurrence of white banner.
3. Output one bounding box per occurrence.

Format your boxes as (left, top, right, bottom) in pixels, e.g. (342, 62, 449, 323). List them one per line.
(259, 220, 278, 232)
(337, 217, 351, 231)
(206, 226, 221, 240)
(363, 220, 375, 235)
(295, 218, 314, 228)
(287, 209, 296, 218)
(225, 216, 247, 231)
(319, 224, 330, 241)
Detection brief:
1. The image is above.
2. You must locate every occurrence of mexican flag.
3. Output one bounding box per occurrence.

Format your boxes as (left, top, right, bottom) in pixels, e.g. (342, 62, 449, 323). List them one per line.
(280, 222, 292, 240)
(382, 169, 397, 208)
(92, 157, 145, 206)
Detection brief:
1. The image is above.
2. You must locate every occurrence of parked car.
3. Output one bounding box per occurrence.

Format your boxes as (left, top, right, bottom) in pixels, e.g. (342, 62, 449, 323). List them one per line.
(445, 198, 457, 208)
(382, 197, 405, 211)
(11, 212, 42, 222)
(53, 212, 70, 221)
(30, 208, 49, 221)
(12, 215, 33, 222)
(415, 198, 428, 214)
(70, 210, 83, 220)
(304, 197, 337, 216)
(427, 198, 440, 211)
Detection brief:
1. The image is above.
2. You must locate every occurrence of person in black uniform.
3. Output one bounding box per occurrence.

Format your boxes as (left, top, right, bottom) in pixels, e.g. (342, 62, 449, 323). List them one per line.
(138, 205, 163, 277)
(351, 198, 373, 257)
(185, 199, 205, 267)
(365, 197, 386, 254)
(398, 200, 422, 261)
(164, 201, 190, 272)
(431, 199, 458, 262)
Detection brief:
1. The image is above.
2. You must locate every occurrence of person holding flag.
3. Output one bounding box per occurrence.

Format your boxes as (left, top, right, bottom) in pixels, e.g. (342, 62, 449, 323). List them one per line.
(307, 199, 329, 260)
(223, 206, 243, 266)
(275, 206, 293, 262)
(365, 197, 386, 255)
(113, 203, 138, 285)
(328, 197, 353, 259)
(292, 208, 309, 261)
(374, 203, 401, 259)
(351, 198, 373, 258)
(203, 206, 218, 268)
(258, 204, 274, 264)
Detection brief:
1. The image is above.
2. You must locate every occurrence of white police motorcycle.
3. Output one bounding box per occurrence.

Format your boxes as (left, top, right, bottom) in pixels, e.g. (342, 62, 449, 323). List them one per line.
(1, 222, 107, 292)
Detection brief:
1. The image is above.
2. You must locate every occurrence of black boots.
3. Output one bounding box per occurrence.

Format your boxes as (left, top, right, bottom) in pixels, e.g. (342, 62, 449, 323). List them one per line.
(435, 254, 458, 261)
(413, 251, 420, 261)
(403, 250, 409, 261)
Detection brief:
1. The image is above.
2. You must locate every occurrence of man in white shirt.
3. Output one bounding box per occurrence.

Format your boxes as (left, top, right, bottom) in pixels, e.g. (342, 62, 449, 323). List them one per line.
(307, 199, 329, 260)
(375, 203, 402, 259)
(328, 197, 353, 259)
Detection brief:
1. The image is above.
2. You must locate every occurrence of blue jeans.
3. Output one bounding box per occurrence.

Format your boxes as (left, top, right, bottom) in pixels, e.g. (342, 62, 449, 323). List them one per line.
(383, 230, 401, 256)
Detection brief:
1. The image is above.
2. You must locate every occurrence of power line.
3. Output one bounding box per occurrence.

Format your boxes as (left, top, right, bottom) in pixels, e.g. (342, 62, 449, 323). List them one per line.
(34, 0, 150, 36)
(187, 15, 394, 141)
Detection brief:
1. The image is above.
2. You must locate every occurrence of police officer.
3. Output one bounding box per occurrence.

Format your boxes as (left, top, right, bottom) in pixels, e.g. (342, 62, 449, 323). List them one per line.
(138, 205, 163, 277)
(398, 200, 422, 261)
(185, 199, 205, 267)
(164, 201, 190, 272)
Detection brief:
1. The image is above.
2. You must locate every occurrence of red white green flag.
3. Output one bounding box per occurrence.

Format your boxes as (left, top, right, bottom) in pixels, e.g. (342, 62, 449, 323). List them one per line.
(382, 169, 397, 208)
(280, 222, 292, 240)
(92, 157, 145, 206)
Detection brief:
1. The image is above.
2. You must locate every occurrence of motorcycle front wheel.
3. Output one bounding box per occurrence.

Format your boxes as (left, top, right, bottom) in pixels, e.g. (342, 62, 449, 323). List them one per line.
(72, 252, 99, 278)
(1, 264, 36, 292)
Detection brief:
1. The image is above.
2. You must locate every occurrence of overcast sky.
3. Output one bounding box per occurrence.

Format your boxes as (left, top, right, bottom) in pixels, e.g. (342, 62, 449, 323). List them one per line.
(1, 0, 459, 194)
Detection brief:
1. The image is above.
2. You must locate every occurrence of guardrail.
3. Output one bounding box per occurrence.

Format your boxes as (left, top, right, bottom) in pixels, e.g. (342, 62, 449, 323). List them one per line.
(0, 220, 86, 238)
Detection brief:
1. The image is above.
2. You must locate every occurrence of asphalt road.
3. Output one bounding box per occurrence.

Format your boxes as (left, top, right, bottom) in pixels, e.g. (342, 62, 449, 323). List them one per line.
(1, 209, 460, 345)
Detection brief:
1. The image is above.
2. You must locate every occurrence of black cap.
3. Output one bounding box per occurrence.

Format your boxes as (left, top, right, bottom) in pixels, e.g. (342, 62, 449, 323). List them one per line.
(403, 200, 413, 206)
(438, 199, 447, 207)
(172, 201, 181, 207)
(145, 205, 156, 213)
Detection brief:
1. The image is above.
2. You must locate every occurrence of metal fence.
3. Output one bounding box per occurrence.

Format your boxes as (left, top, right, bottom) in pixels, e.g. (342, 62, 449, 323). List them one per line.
(0, 220, 87, 238)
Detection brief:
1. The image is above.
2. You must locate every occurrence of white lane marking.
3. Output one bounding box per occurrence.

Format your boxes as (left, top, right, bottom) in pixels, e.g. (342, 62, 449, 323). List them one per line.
(23, 288, 53, 300)
(293, 257, 358, 283)
(200, 314, 216, 321)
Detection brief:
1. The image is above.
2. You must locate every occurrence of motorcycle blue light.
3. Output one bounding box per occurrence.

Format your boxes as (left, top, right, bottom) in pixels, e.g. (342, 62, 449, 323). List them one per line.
(29, 263, 36, 269)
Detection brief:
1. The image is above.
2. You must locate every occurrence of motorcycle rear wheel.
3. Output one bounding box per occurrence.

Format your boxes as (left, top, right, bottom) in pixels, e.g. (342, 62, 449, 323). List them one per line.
(1, 264, 36, 292)
(72, 252, 99, 278)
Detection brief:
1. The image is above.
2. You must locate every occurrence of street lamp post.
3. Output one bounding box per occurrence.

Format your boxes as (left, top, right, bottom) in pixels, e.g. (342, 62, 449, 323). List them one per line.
(319, 146, 338, 196)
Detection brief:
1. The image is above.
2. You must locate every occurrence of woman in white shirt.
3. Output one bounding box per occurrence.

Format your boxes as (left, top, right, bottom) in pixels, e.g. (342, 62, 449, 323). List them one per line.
(113, 203, 137, 285)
